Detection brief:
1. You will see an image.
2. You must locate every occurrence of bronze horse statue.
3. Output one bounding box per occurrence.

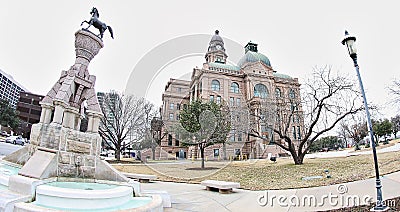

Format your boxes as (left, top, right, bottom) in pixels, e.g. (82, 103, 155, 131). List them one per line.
(81, 7, 114, 39)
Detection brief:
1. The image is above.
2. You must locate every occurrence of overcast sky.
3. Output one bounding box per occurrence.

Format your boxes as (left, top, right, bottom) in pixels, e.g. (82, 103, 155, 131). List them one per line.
(0, 0, 399, 119)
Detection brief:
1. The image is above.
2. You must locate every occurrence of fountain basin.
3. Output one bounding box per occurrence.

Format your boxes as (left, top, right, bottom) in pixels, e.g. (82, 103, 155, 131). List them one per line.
(0, 161, 21, 186)
(35, 182, 134, 210)
(0, 163, 20, 176)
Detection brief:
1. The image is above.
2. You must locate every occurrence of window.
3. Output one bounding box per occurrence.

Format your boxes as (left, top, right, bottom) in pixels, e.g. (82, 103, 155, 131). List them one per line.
(211, 80, 220, 91)
(297, 126, 301, 140)
(168, 134, 173, 146)
(230, 97, 234, 106)
(183, 104, 187, 109)
(177, 87, 182, 93)
(177, 103, 181, 110)
(230, 130, 235, 141)
(289, 89, 296, 99)
(176, 114, 180, 120)
(275, 88, 281, 98)
(175, 134, 180, 146)
(292, 126, 296, 139)
(210, 95, 214, 102)
(169, 113, 174, 120)
(254, 84, 268, 98)
(170, 103, 174, 110)
(236, 98, 241, 106)
(213, 149, 219, 157)
(234, 149, 241, 156)
(291, 104, 297, 112)
(230, 82, 239, 93)
(237, 133, 242, 141)
(294, 115, 299, 123)
(261, 125, 268, 133)
(216, 96, 221, 104)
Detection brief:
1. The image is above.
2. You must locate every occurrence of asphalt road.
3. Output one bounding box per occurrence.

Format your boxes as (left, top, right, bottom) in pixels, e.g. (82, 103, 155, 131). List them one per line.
(0, 141, 23, 157)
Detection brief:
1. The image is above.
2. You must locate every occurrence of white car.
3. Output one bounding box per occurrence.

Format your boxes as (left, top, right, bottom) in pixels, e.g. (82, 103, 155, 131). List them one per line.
(5, 135, 25, 145)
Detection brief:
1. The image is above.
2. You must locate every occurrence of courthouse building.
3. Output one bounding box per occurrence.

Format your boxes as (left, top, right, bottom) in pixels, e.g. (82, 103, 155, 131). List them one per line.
(144, 30, 304, 160)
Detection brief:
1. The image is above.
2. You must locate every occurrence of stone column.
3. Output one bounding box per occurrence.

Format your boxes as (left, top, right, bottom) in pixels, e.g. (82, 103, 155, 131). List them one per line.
(52, 100, 68, 124)
(39, 103, 54, 124)
(63, 107, 80, 129)
(75, 114, 83, 131)
(86, 110, 103, 133)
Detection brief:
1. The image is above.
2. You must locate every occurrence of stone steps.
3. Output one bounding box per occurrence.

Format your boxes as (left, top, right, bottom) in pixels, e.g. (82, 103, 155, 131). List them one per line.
(0, 189, 30, 212)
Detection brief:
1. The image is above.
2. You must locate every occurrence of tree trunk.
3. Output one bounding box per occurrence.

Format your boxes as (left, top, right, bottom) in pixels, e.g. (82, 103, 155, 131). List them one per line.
(152, 147, 156, 160)
(293, 153, 305, 165)
(290, 146, 305, 165)
(223, 143, 227, 160)
(116, 148, 121, 161)
(200, 146, 205, 169)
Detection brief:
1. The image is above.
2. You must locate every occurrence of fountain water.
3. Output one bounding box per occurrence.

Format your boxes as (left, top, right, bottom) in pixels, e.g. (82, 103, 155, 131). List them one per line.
(0, 27, 163, 212)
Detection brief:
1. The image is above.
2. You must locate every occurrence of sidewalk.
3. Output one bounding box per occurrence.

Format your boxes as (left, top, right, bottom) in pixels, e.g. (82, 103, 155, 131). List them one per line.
(141, 171, 400, 211)
(305, 142, 400, 159)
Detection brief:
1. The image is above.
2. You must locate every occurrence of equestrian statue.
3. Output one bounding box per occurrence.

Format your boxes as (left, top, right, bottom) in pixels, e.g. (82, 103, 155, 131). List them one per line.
(81, 7, 114, 39)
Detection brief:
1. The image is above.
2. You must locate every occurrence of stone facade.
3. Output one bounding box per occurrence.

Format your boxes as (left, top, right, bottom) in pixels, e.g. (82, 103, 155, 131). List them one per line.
(153, 31, 304, 160)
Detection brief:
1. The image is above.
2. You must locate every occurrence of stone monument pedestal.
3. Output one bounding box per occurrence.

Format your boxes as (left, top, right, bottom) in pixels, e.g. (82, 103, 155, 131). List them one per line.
(3, 30, 128, 195)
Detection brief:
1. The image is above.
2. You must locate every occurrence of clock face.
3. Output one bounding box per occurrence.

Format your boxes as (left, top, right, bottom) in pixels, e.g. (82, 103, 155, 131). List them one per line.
(216, 45, 222, 50)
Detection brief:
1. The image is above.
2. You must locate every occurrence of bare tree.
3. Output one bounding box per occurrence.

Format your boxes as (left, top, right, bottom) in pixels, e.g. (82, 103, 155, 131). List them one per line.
(389, 80, 400, 106)
(98, 92, 153, 161)
(137, 103, 160, 160)
(339, 115, 368, 150)
(250, 66, 364, 165)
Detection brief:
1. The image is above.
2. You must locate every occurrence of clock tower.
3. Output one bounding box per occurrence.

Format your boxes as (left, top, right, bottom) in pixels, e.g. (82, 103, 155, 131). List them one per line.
(205, 30, 228, 64)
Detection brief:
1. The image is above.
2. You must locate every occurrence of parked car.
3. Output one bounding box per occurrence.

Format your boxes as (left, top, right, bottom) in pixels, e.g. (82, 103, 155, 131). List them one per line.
(0, 131, 9, 137)
(5, 135, 24, 145)
(100, 151, 108, 157)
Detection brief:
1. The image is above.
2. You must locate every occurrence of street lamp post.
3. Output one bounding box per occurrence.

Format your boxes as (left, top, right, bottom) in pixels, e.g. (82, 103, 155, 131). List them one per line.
(341, 30, 388, 211)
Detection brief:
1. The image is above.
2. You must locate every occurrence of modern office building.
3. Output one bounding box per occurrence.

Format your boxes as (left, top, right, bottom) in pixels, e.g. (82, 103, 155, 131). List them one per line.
(97, 91, 116, 130)
(0, 69, 27, 108)
(150, 31, 305, 160)
(16, 92, 44, 138)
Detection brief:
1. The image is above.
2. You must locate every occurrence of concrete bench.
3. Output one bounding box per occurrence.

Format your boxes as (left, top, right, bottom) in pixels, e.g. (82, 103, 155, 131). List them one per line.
(201, 180, 240, 194)
(123, 172, 157, 183)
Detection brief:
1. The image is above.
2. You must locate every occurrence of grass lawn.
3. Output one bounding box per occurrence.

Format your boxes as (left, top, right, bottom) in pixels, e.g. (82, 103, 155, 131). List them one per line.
(113, 145, 400, 191)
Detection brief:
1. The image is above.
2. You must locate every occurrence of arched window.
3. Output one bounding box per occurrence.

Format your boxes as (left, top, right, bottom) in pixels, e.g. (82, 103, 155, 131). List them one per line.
(289, 89, 296, 99)
(231, 82, 239, 93)
(254, 83, 268, 98)
(275, 88, 281, 98)
(211, 80, 220, 91)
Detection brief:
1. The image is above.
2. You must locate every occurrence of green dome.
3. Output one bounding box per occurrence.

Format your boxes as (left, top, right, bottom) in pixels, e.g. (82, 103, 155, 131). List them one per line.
(237, 51, 271, 68)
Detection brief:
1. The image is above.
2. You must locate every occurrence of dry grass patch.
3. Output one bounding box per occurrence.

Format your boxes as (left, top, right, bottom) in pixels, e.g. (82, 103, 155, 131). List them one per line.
(113, 150, 400, 190)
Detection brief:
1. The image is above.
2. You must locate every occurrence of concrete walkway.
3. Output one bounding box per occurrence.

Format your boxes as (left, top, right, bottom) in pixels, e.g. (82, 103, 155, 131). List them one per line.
(141, 171, 400, 211)
(305, 142, 400, 159)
